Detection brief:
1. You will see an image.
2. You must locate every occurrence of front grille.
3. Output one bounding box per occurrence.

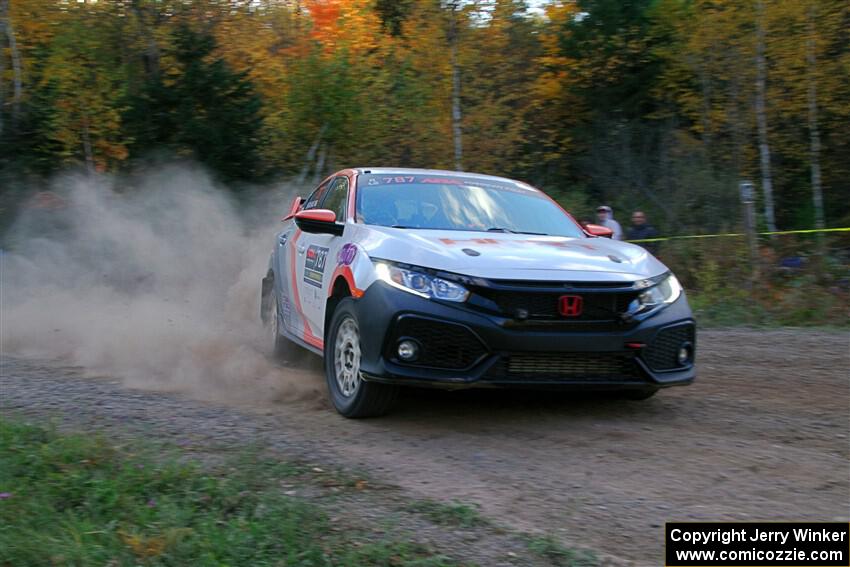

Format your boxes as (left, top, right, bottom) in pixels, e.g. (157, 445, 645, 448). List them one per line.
(472, 288, 639, 322)
(643, 324, 695, 371)
(388, 316, 487, 370)
(485, 352, 644, 382)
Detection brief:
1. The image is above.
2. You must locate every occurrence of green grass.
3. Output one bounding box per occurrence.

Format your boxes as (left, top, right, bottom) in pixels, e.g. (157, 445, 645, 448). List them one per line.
(0, 418, 457, 566)
(406, 499, 487, 528)
(689, 286, 850, 328)
(525, 535, 597, 567)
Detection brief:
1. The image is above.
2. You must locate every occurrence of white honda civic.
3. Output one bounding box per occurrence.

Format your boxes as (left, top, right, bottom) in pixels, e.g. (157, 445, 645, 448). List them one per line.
(261, 168, 695, 417)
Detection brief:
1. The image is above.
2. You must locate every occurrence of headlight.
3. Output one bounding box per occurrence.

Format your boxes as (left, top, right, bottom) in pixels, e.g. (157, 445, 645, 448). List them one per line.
(636, 273, 682, 309)
(374, 261, 469, 302)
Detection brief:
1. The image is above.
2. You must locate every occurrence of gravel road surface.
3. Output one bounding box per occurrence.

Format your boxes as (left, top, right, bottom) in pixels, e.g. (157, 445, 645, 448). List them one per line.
(2, 328, 848, 565)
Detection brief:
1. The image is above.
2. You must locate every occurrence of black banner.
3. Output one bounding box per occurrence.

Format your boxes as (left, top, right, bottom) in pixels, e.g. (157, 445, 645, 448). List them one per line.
(666, 522, 849, 566)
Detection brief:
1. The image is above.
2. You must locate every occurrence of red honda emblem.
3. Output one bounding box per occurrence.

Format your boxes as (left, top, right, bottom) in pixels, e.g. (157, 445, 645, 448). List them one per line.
(558, 295, 583, 317)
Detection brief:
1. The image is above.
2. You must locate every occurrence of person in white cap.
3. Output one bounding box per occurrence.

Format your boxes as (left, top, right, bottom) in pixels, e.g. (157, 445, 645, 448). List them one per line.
(595, 205, 623, 240)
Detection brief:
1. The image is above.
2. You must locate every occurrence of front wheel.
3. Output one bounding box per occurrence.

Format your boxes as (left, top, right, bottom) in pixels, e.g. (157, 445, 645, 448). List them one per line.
(325, 298, 398, 418)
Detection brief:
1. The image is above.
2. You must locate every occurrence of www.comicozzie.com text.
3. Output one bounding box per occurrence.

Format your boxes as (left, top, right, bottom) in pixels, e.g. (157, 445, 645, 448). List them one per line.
(670, 527, 848, 546)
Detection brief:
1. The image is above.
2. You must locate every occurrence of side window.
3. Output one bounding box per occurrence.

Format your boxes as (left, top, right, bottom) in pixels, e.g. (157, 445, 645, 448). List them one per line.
(303, 182, 330, 211)
(320, 177, 349, 222)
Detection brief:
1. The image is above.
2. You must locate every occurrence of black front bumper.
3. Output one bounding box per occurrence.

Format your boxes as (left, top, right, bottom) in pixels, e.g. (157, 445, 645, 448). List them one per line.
(353, 281, 696, 390)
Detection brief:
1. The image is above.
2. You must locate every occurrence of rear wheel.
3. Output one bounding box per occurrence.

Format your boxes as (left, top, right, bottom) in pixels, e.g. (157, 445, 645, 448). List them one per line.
(325, 298, 398, 418)
(265, 289, 287, 359)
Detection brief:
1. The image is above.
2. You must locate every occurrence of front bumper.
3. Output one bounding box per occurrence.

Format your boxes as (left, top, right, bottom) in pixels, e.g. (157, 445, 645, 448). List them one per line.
(353, 281, 696, 390)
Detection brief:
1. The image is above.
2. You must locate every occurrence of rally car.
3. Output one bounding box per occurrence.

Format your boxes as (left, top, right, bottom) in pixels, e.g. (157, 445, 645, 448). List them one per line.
(261, 168, 695, 417)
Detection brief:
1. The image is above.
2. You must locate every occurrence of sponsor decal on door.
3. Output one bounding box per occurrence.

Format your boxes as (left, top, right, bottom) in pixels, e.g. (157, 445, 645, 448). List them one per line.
(304, 245, 329, 288)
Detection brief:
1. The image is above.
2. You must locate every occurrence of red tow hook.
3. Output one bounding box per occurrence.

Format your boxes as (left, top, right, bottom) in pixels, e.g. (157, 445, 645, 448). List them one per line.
(625, 342, 646, 349)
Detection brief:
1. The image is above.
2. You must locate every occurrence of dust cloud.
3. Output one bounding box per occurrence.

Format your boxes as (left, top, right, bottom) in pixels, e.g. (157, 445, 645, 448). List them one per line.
(0, 166, 324, 404)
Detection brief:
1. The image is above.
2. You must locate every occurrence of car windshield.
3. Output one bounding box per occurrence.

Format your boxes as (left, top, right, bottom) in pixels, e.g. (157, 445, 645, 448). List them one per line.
(356, 173, 584, 238)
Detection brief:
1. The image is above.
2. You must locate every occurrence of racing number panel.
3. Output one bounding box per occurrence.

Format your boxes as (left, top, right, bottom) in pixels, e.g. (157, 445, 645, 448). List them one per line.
(304, 245, 330, 288)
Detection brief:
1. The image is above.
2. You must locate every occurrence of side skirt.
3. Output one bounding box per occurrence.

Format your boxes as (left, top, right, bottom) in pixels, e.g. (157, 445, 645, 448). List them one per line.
(280, 325, 324, 357)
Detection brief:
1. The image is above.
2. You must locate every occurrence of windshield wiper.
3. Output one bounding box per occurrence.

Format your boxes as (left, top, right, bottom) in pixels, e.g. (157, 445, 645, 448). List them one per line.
(486, 227, 548, 235)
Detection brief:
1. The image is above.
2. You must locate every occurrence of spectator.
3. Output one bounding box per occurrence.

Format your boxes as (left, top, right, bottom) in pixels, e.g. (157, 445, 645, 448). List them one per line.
(595, 205, 623, 240)
(627, 210, 660, 254)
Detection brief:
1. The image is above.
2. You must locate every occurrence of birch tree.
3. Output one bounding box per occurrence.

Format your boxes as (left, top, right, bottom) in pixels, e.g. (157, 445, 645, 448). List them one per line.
(0, 0, 23, 129)
(806, 4, 824, 231)
(754, 0, 777, 232)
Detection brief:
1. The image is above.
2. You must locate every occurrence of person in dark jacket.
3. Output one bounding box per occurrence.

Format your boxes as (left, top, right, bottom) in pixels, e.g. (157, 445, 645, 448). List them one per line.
(627, 211, 660, 255)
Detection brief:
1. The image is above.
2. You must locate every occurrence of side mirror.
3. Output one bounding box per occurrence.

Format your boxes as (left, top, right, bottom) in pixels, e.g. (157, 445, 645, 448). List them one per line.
(294, 209, 344, 236)
(282, 196, 304, 221)
(584, 224, 613, 238)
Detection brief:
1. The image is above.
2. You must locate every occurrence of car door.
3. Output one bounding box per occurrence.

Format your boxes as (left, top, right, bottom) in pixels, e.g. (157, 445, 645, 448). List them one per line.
(278, 180, 331, 346)
(293, 176, 350, 343)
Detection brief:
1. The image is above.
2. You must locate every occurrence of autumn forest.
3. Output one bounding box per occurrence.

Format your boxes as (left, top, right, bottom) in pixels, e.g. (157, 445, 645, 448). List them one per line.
(0, 0, 848, 234)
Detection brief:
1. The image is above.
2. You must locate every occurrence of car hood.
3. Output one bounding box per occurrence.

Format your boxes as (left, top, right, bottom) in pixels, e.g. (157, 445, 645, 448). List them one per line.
(350, 226, 667, 282)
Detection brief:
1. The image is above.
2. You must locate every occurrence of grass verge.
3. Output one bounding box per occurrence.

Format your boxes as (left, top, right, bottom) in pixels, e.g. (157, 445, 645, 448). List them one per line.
(406, 499, 487, 529)
(525, 535, 597, 567)
(0, 417, 456, 566)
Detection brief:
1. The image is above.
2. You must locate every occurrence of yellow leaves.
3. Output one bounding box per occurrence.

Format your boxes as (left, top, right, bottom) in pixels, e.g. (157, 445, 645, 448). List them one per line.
(212, 7, 289, 100)
(119, 527, 194, 559)
(119, 531, 166, 558)
(533, 70, 565, 103)
(543, 1, 582, 27)
(8, 0, 62, 48)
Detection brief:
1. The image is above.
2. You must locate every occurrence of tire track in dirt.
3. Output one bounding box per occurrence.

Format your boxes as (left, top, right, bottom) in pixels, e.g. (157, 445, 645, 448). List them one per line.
(2, 329, 848, 565)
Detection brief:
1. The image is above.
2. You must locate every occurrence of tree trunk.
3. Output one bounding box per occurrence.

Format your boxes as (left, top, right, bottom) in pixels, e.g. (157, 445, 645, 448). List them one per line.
(806, 6, 824, 231)
(0, 0, 22, 127)
(313, 143, 327, 184)
(755, 0, 777, 232)
(698, 62, 713, 153)
(82, 117, 95, 175)
(10, 17, 21, 119)
(730, 71, 743, 181)
(296, 124, 327, 186)
(130, 1, 160, 79)
(447, 1, 463, 171)
(0, 5, 5, 139)
(451, 50, 463, 172)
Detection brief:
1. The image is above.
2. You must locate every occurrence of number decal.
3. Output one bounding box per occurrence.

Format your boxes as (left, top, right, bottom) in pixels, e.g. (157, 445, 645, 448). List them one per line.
(380, 176, 415, 184)
(304, 245, 329, 288)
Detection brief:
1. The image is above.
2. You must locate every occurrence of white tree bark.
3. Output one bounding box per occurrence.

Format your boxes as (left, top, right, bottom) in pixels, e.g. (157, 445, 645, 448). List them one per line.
(314, 142, 327, 184)
(0, 8, 5, 138)
(806, 5, 824, 230)
(0, 0, 23, 127)
(130, 1, 161, 78)
(296, 124, 327, 186)
(447, 1, 463, 171)
(755, 0, 777, 232)
(451, 47, 463, 172)
(82, 117, 95, 175)
(9, 18, 20, 113)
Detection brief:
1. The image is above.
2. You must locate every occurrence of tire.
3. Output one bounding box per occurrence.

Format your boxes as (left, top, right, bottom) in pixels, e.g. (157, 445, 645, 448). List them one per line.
(264, 289, 288, 359)
(325, 298, 398, 418)
(617, 388, 659, 401)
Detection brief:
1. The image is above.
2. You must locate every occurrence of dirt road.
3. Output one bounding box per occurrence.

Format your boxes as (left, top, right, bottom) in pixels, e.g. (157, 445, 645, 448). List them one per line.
(2, 329, 848, 565)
